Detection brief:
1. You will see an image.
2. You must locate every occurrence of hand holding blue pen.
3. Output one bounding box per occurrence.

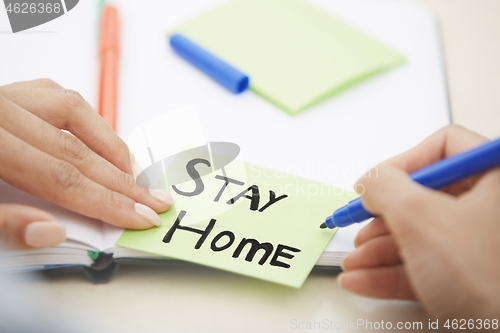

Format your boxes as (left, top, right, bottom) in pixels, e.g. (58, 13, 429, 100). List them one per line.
(321, 131, 500, 229)
(336, 125, 500, 319)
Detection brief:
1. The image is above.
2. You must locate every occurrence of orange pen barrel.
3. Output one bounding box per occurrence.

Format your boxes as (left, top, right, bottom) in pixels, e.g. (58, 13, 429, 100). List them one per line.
(97, 5, 120, 131)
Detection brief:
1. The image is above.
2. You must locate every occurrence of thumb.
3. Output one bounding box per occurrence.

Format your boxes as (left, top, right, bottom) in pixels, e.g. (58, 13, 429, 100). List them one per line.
(0, 204, 66, 249)
(355, 165, 455, 241)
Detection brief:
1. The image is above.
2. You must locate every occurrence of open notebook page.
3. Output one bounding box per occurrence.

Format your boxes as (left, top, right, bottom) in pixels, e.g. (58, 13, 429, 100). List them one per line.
(0, 0, 450, 266)
(113, 0, 449, 259)
(0, 0, 98, 105)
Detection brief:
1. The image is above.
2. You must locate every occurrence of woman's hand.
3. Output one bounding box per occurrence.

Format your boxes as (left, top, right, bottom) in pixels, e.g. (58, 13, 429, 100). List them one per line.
(339, 125, 500, 319)
(0, 79, 173, 249)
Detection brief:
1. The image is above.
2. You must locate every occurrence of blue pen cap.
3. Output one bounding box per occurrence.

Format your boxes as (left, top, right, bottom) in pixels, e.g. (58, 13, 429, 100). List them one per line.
(169, 33, 249, 94)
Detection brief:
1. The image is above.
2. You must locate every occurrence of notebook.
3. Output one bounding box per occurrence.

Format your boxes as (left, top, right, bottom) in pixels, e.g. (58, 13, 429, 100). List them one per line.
(0, 0, 450, 283)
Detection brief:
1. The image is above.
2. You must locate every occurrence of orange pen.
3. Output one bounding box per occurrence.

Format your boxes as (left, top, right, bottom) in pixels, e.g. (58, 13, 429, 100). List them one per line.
(97, 5, 120, 131)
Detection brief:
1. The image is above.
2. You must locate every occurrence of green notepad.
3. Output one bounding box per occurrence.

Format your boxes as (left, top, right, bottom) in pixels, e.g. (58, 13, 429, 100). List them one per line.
(173, 0, 404, 114)
(116, 163, 354, 288)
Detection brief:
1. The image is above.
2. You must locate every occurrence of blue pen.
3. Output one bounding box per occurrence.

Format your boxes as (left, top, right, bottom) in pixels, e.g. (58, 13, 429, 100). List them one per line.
(169, 34, 249, 94)
(320, 137, 500, 229)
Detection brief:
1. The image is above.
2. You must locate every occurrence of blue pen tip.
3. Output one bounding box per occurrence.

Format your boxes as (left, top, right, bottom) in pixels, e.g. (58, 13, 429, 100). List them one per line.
(320, 215, 335, 229)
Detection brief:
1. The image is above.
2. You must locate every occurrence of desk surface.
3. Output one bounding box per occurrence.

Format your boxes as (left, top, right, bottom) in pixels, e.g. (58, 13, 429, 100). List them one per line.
(1, 0, 499, 332)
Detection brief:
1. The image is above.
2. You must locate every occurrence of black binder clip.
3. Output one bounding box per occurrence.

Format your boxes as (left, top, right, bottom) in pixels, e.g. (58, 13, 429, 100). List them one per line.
(83, 252, 118, 284)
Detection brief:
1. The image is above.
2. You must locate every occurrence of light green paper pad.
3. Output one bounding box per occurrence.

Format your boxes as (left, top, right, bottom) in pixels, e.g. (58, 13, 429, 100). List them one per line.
(173, 0, 405, 114)
(116, 163, 354, 288)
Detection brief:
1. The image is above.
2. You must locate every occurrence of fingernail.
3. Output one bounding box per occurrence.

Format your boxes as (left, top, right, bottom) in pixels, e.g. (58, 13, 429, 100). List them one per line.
(132, 160, 144, 179)
(337, 273, 345, 288)
(135, 203, 162, 227)
(149, 189, 174, 206)
(353, 183, 364, 195)
(354, 235, 359, 247)
(341, 253, 350, 271)
(25, 221, 66, 248)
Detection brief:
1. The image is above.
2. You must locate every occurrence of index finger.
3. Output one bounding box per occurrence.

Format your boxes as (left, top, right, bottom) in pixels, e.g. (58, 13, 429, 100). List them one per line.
(383, 125, 488, 173)
(0, 126, 160, 229)
(0, 87, 133, 175)
(0, 78, 63, 90)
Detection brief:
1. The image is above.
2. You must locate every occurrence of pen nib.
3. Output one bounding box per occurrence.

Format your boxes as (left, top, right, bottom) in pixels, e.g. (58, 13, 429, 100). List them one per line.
(319, 222, 327, 229)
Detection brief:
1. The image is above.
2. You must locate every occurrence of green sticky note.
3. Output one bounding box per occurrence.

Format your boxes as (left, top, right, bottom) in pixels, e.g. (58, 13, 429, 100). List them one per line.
(116, 163, 354, 288)
(173, 0, 404, 114)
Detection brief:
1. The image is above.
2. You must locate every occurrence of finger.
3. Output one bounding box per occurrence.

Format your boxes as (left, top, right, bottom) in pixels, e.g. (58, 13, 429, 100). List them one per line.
(354, 125, 488, 197)
(0, 126, 161, 229)
(0, 78, 63, 90)
(462, 167, 500, 204)
(343, 234, 401, 271)
(355, 164, 455, 242)
(0, 87, 133, 174)
(0, 96, 172, 213)
(338, 266, 416, 300)
(354, 218, 389, 247)
(0, 204, 65, 249)
(383, 124, 488, 173)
